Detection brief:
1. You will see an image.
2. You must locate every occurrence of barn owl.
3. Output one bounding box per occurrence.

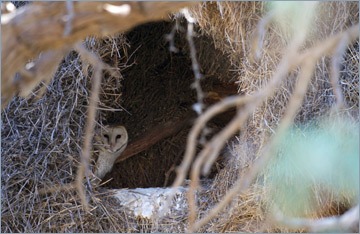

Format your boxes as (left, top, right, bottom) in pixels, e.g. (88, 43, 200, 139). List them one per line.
(93, 125, 128, 179)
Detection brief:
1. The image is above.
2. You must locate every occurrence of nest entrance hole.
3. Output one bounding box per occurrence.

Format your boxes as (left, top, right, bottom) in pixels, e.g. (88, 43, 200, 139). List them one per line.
(99, 20, 238, 189)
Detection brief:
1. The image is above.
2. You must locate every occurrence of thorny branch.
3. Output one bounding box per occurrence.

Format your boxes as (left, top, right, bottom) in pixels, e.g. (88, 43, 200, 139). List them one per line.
(182, 8, 205, 115)
(164, 14, 181, 53)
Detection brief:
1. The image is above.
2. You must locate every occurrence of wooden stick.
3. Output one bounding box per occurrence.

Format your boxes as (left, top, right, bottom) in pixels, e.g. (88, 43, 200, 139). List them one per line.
(115, 114, 192, 163)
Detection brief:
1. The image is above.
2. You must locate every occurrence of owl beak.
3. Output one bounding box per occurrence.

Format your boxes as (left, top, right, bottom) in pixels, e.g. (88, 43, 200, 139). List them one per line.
(110, 145, 115, 153)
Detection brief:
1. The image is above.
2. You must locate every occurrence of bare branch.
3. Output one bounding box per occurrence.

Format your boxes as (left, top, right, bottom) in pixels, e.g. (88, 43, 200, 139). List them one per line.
(184, 32, 304, 230)
(1, 1, 199, 108)
(63, 1, 74, 37)
(182, 8, 205, 115)
(271, 204, 359, 232)
(185, 22, 359, 234)
(74, 43, 104, 211)
(329, 35, 349, 110)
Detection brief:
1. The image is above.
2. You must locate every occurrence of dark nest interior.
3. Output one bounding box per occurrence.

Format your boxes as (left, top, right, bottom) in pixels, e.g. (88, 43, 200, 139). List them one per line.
(96, 19, 237, 189)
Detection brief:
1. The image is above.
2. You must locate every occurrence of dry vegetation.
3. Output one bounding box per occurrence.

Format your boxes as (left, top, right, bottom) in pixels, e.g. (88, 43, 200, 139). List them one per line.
(1, 1, 359, 233)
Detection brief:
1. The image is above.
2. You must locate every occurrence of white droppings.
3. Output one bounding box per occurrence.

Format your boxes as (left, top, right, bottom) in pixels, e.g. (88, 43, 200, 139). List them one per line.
(112, 187, 188, 219)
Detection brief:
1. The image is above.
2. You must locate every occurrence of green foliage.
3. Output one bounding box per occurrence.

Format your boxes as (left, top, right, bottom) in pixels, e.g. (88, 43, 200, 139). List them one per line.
(265, 117, 359, 217)
(266, 1, 317, 39)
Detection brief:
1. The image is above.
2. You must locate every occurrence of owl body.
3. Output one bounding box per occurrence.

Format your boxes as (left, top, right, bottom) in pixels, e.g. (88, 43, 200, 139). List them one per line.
(94, 125, 128, 179)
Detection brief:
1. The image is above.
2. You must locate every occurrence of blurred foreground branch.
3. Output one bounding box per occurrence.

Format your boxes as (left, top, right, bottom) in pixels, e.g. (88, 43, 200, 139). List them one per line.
(181, 22, 359, 233)
(272, 204, 359, 232)
(1, 1, 199, 108)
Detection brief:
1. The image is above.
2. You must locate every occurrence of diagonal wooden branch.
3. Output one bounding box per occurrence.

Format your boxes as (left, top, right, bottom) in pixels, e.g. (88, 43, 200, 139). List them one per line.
(1, 1, 199, 108)
(115, 113, 192, 163)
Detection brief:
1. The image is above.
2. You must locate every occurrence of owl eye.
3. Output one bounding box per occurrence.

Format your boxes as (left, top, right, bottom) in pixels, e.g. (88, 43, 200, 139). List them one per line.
(116, 135, 122, 140)
(103, 134, 109, 139)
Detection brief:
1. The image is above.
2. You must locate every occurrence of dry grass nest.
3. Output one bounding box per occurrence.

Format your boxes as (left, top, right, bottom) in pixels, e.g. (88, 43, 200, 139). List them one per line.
(1, 1, 359, 233)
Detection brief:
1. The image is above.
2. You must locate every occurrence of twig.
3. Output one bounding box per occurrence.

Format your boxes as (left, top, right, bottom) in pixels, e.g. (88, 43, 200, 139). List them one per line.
(274, 59, 316, 138)
(182, 8, 205, 115)
(271, 204, 359, 232)
(164, 14, 182, 53)
(63, 1, 74, 37)
(74, 43, 104, 211)
(37, 183, 76, 195)
(250, 9, 277, 62)
(329, 35, 349, 110)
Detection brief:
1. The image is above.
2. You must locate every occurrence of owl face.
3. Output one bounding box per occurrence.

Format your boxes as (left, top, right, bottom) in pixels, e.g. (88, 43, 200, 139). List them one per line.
(101, 125, 128, 153)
